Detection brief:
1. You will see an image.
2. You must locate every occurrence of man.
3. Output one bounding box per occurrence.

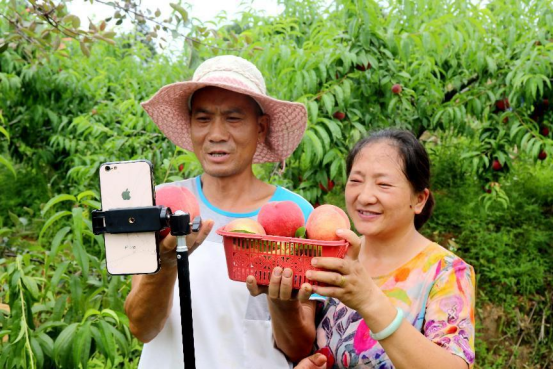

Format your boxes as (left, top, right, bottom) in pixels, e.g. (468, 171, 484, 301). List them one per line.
(125, 55, 314, 368)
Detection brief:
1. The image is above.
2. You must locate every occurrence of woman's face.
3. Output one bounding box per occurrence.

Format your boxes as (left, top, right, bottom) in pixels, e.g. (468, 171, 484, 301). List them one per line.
(345, 141, 426, 239)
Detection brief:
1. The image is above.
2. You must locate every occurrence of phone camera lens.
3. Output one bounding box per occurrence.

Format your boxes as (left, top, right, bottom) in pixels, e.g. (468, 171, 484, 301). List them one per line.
(105, 166, 111, 172)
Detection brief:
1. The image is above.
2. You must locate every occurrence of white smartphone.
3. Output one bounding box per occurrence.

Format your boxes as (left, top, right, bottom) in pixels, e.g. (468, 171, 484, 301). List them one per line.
(99, 160, 160, 275)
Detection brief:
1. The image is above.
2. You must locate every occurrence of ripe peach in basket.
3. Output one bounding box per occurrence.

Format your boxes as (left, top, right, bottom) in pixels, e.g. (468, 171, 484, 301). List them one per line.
(225, 218, 266, 235)
(306, 204, 350, 241)
(258, 201, 305, 238)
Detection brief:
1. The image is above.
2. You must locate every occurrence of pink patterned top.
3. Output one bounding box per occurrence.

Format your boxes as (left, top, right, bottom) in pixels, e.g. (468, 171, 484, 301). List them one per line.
(314, 243, 476, 368)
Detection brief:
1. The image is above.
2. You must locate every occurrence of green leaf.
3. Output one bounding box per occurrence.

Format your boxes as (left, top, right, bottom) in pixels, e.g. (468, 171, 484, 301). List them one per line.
(74, 321, 92, 369)
(0, 155, 16, 178)
(39, 211, 72, 242)
(35, 332, 54, 358)
(330, 159, 341, 180)
(30, 336, 44, 369)
(323, 149, 338, 166)
(321, 93, 334, 116)
(50, 261, 70, 292)
(98, 320, 116, 363)
(342, 79, 351, 104)
(22, 276, 40, 300)
(81, 199, 101, 209)
(72, 207, 89, 278)
(82, 308, 101, 323)
(308, 101, 318, 124)
(485, 56, 496, 73)
(0, 125, 9, 141)
(294, 226, 306, 238)
(305, 130, 323, 162)
(333, 85, 344, 107)
(53, 323, 78, 367)
(41, 194, 77, 216)
(105, 320, 129, 356)
(8, 211, 21, 227)
(318, 63, 327, 80)
(37, 321, 67, 334)
(77, 190, 97, 202)
(313, 125, 331, 151)
(321, 118, 342, 139)
(46, 226, 71, 270)
(63, 14, 81, 28)
(101, 309, 120, 325)
(80, 42, 90, 57)
(170, 3, 189, 23)
(388, 96, 399, 114)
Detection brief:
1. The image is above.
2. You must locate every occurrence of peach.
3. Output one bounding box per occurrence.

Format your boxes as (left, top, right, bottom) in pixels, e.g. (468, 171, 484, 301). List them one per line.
(306, 204, 350, 241)
(156, 186, 200, 238)
(225, 218, 266, 235)
(258, 201, 305, 237)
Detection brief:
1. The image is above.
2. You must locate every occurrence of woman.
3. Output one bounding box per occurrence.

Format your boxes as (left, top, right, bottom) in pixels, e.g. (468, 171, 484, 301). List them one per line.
(250, 129, 475, 368)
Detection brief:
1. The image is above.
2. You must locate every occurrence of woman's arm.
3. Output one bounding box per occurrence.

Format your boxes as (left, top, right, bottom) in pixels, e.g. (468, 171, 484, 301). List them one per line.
(358, 292, 468, 369)
(307, 230, 474, 369)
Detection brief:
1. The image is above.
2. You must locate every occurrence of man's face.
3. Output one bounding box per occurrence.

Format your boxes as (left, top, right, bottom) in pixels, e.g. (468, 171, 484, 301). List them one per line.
(190, 87, 268, 178)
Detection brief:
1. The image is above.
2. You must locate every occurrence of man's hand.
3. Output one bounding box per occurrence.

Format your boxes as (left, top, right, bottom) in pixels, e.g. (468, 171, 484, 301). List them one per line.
(246, 267, 313, 303)
(159, 219, 214, 267)
(294, 353, 327, 369)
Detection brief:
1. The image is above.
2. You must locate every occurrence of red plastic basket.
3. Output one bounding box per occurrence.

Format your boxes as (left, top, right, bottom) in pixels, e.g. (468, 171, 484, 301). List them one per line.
(217, 227, 349, 289)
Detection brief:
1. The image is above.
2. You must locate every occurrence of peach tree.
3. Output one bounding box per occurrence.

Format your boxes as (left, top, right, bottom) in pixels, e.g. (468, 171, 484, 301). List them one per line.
(4, 0, 553, 205)
(186, 0, 553, 206)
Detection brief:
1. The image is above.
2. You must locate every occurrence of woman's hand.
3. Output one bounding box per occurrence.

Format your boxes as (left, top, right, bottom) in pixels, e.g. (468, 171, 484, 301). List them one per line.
(305, 229, 379, 313)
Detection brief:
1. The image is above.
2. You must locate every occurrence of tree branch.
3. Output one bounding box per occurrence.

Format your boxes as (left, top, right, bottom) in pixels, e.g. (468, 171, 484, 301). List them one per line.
(92, 0, 244, 52)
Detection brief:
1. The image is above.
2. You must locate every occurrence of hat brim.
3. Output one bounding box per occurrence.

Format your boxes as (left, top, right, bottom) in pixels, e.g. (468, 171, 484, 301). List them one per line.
(141, 81, 307, 164)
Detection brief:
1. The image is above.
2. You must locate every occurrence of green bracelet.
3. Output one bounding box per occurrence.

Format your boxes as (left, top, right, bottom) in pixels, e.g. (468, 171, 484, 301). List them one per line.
(369, 307, 404, 341)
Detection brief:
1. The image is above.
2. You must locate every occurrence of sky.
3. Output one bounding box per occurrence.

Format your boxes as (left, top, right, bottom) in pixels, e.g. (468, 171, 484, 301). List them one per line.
(68, 0, 285, 27)
(67, 0, 286, 55)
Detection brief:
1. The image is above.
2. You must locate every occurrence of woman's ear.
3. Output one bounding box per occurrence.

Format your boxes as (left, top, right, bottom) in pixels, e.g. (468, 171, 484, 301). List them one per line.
(413, 188, 430, 214)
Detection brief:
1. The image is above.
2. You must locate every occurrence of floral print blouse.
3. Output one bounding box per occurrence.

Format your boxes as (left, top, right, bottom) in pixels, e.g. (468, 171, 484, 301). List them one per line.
(313, 243, 476, 368)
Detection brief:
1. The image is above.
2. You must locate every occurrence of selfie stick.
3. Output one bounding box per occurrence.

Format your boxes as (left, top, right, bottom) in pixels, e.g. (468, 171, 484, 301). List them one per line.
(91, 206, 201, 369)
(170, 210, 200, 369)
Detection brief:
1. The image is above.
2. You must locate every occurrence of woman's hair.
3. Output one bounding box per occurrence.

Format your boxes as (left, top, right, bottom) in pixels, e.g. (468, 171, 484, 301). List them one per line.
(345, 129, 435, 230)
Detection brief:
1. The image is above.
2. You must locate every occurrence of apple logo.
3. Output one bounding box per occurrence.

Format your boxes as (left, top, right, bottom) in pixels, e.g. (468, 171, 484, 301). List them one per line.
(122, 188, 131, 200)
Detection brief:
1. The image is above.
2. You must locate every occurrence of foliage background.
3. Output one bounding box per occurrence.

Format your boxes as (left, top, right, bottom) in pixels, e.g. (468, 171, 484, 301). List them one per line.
(1, 0, 552, 367)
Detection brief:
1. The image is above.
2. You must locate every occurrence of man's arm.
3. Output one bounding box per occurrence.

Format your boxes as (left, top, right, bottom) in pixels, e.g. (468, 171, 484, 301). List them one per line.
(125, 269, 177, 343)
(124, 235, 178, 343)
(247, 268, 318, 363)
(269, 298, 317, 363)
(125, 220, 214, 343)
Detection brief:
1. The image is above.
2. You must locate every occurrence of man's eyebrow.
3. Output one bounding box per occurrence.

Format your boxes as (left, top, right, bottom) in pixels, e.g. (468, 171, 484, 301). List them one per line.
(221, 108, 246, 115)
(192, 107, 247, 115)
(192, 107, 212, 115)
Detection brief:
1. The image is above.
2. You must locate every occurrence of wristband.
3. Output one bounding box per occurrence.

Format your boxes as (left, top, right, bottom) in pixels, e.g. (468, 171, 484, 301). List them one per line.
(369, 307, 404, 341)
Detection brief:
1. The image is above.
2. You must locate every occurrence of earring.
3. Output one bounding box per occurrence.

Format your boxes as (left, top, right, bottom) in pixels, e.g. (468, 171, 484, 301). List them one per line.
(409, 205, 413, 209)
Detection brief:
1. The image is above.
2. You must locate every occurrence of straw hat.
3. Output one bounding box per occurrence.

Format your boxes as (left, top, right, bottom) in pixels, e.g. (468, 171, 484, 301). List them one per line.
(141, 55, 307, 163)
